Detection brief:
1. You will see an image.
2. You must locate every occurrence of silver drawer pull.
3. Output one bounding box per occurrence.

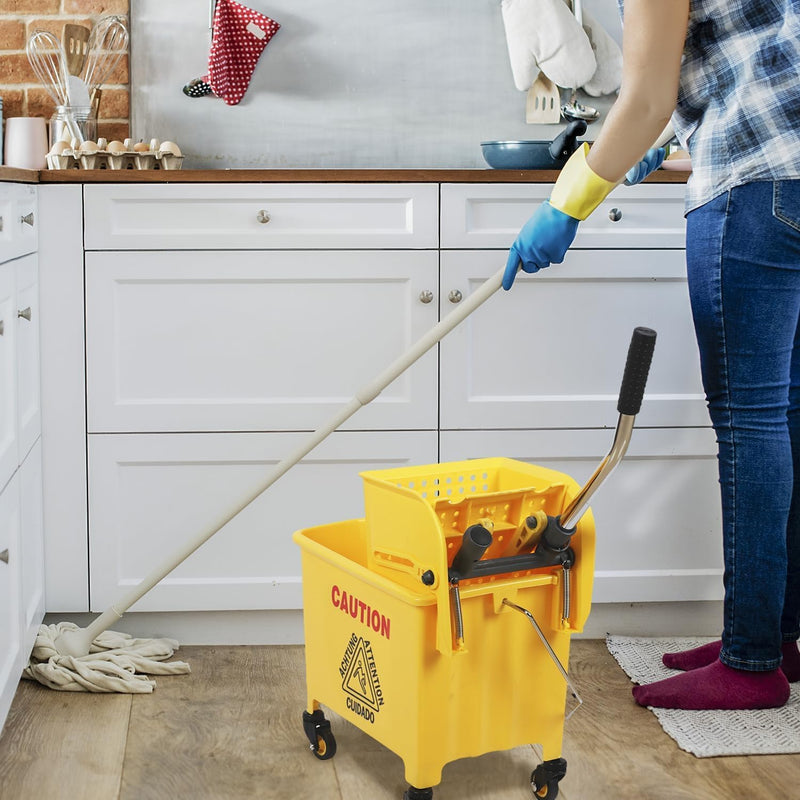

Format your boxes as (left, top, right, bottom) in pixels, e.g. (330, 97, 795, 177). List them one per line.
(256, 210, 271, 224)
(18, 307, 32, 321)
(0, 549, 8, 565)
(20, 212, 34, 227)
(419, 290, 434, 304)
(608, 207, 622, 222)
(448, 289, 463, 304)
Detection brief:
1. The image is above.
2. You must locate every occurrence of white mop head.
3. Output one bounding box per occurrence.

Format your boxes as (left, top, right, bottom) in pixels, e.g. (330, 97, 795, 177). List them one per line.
(24, 622, 191, 693)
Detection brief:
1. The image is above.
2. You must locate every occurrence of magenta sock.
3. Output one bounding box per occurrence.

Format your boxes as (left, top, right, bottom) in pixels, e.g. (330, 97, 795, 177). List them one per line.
(632, 660, 790, 710)
(662, 640, 722, 671)
(781, 641, 800, 682)
(663, 639, 800, 682)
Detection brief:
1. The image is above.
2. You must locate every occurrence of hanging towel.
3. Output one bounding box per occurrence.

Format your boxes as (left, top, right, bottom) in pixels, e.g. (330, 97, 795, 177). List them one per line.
(501, 0, 596, 91)
(23, 622, 191, 693)
(208, 0, 280, 106)
(580, 9, 623, 97)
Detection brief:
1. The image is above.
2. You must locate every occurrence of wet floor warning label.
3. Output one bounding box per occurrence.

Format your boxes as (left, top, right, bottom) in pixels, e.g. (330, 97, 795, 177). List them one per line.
(339, 633, 384, 723)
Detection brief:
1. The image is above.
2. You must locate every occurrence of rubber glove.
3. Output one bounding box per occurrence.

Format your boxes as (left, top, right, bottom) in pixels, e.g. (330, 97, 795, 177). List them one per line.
(624, 147, 666, 186)
(503, 202, 579, 289)
(503, 143, 615, 290)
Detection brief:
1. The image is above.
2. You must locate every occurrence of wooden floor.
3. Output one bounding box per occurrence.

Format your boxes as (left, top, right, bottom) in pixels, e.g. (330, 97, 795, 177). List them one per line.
(0, 640, 795, 800)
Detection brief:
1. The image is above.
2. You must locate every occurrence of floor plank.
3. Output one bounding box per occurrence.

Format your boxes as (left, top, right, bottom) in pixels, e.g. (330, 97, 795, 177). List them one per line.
(120, 645, 339, 800)
(0, 679, 131, 800)
(1, 640, 798, 800)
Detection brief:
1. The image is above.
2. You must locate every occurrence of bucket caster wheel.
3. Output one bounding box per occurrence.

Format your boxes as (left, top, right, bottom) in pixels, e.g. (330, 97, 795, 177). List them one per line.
(302, 709, 337, 761)
(403, 786, 433, 800)
(531, 758, 567, 799)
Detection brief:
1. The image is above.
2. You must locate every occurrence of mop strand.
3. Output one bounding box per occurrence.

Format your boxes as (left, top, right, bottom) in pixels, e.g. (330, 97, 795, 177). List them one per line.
(24, 622, 190, 693)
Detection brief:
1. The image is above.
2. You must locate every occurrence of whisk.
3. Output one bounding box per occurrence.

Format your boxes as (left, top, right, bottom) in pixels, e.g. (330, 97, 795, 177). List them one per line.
(26, 29, 84, 143)
(82, 15, 129, 102)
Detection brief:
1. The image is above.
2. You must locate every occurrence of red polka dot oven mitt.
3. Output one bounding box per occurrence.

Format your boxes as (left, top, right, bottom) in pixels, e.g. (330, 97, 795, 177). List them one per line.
(208, 0, 280, 105)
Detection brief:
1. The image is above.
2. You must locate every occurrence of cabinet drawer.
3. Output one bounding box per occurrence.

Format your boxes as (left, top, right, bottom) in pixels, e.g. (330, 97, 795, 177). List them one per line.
(87, 430, 437, 611)
(85, 250, 439, 432)
(441, 427, 723, 604)
(84, 184, 439, 250)
(439, 249, 706, 429)
(441, 182, 686, 249)
(0, 264, 17, 491)
(0, 184, 37, 264)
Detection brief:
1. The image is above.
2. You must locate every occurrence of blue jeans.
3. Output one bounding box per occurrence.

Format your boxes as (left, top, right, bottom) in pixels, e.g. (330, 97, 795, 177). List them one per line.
(687, 180, 800, 672)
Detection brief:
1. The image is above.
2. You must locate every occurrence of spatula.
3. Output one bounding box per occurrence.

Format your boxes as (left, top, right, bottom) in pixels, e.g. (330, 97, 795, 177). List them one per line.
(63, 23, 90, 76)
(526, 71, 562, 124)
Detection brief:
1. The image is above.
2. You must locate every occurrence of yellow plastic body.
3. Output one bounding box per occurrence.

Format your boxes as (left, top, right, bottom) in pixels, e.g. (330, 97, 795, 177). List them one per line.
(293, 457, 595, 789)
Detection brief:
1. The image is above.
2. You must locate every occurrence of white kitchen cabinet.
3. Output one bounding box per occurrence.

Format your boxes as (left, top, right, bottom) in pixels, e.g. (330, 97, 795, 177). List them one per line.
(77, 183, 440, 613)
(84, 249, 438, 433)
(0, 181, 43, 737)
(87, 430, 436, 612)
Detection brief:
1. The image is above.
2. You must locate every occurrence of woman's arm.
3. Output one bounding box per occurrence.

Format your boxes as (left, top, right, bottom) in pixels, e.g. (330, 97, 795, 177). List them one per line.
(586, 0, 689, 183)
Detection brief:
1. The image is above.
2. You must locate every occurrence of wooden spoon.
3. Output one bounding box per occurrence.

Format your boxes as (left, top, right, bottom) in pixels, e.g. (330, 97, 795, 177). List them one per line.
(526, 71, 561, 124)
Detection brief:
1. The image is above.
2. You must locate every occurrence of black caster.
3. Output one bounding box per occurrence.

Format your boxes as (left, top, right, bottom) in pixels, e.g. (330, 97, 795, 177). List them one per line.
(403, 787, 433, 800)
(302, 709, 337, 760)
(531, 757, 567, 798)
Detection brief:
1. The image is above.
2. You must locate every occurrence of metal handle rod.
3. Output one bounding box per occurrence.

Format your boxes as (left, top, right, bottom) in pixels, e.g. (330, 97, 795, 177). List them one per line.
(503, 599, 583, 719)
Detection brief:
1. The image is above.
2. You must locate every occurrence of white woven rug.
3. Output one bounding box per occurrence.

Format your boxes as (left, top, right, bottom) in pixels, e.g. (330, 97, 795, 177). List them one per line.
(606, 635, 800, 758)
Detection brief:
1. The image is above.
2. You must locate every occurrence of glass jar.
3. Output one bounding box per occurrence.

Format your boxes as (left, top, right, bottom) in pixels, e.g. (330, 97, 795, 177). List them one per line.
(49, 106, 97, 148)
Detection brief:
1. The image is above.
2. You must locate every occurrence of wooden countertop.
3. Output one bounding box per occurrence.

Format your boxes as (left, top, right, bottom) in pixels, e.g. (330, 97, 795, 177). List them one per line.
(0, 166, 690, 184)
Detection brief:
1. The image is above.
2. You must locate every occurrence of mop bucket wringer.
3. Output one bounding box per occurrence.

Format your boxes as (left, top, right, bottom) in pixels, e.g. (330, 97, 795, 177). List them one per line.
(295, 327, 656, 800)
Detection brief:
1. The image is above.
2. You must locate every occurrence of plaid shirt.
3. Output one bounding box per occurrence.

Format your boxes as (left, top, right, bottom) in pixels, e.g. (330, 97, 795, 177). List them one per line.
(620, 0, 800, 212)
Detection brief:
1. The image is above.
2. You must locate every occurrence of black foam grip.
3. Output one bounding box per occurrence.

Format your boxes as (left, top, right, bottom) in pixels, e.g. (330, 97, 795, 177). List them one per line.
(617, 327, 657, 416)
(450, 524, 493, 579)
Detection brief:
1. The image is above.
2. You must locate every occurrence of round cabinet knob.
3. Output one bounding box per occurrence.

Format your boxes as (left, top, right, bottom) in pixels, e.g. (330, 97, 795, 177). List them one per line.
(448, 289, 463, 304)
(20, 212, 34, 227)
(608, 208, 623, 222)
(18, 307, 32, 321)
(256, 210, 271, 224)
(0, 549, 8, 565)
(0, 320, 4, 336)
(419, 290, 434, 304)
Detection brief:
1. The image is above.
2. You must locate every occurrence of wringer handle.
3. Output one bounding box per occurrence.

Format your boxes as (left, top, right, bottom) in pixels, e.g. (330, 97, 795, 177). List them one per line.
(450, 524, 493, 580)
(617, 326, 657, 416)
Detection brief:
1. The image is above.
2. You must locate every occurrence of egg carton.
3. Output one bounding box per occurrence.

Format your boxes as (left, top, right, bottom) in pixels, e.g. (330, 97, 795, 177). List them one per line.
(46, 138, 184, 171)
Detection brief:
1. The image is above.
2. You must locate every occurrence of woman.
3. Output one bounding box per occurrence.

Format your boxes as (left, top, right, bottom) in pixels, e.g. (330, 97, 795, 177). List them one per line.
(503, 0, 800, 710)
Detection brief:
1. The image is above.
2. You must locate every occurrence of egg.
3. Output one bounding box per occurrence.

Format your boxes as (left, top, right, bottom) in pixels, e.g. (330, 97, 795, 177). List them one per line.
(133, 141, 150, 152)
(49, 140, 71, 156)
(159, 141, 182, 157)
(79, 140, 99, 153)
(107, 140, 126, 153)
(666, 149, 690, 161)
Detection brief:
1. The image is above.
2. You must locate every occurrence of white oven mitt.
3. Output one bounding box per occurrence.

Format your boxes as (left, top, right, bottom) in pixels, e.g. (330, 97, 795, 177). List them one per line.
(580, 9, 623, 97)
(501, 0, 596, 91)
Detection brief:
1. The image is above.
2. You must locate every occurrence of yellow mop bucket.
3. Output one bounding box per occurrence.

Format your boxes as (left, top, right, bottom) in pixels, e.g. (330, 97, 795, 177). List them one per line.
(295, 328, 656, 800)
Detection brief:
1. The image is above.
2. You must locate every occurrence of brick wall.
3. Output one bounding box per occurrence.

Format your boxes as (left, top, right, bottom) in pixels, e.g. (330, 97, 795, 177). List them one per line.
(0, 0, 130, 143)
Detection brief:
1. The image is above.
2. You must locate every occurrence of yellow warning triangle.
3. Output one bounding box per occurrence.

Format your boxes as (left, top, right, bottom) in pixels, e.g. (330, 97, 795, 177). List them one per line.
(342, 638, 379, 711)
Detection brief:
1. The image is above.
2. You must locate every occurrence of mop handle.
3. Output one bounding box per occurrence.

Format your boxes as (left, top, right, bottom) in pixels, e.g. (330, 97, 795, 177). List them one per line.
(79, 266, 507, 643)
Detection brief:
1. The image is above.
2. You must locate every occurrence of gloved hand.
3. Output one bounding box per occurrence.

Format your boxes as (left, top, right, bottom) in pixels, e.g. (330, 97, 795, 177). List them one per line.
(624, 147, 666, 186)
(503, 143, 616, 290)
(503, 202, 579, 289)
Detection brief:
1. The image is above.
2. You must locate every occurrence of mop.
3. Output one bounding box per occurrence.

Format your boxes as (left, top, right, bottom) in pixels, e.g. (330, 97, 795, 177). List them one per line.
(28, 121, 677, 693)
(26, 267, 508, 691)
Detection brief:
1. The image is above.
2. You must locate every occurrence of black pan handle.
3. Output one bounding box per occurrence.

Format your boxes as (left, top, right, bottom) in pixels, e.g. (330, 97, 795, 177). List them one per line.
(617, 327, 657, 416)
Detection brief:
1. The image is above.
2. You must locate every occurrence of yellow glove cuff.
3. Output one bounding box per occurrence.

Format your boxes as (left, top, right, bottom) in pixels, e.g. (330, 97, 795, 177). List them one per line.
(549, 143, 617, 221)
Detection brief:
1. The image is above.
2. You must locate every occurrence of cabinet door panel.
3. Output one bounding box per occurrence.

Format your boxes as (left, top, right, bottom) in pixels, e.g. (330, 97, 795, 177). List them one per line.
(88, 430, 437, 611)
(0, 474, 21, 734)
(441, 182, 686, 249)
(84, 184, 439, 250)
(440, 427, 723, 603)
(15, 255, 40, 460)
(0, 264, 17, 491)
(440, 249, 706, 429)
(86, 250, 438, 432)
